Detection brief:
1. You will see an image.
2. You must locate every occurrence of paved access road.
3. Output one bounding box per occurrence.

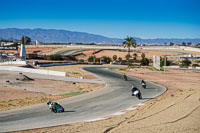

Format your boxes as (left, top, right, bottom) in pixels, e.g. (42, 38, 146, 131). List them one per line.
(0, 67, 166, 132)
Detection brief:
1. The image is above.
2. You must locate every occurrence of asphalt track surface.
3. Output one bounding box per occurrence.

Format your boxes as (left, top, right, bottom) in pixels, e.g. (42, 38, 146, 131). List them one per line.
(0, 67, 166, 132)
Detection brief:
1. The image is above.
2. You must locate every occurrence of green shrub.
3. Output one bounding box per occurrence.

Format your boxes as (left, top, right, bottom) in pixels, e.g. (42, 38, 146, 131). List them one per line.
(101, 56, 112, 63)
(49, 54, 63, 61)
(128, 65, 140, 69)
(119, 68, 127, 71)
(160, 57, 172, 67)
(192, 64, 199, 67)
(78, 59, 84, 63)
(118, 57, 122, 62)
(181, 58, 191, 67)
(88, 56, 96, 62)
(148, 66, 163, 71)
(113, 55, 117, 61)
(61, 92, 84, 96)
(140, 58, 150, 66)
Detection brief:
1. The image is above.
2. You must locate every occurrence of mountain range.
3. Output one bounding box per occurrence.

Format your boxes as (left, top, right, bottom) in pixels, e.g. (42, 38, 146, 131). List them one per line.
(0, 28, 200, 45)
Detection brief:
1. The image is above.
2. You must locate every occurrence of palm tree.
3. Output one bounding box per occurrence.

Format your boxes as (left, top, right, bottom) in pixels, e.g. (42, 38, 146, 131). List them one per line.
(123, 36, 137, 56)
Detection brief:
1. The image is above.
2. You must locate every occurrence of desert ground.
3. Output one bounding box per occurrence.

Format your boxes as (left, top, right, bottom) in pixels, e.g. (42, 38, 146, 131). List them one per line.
(1, 46, 200, 132)
(0, 70, 104, 111)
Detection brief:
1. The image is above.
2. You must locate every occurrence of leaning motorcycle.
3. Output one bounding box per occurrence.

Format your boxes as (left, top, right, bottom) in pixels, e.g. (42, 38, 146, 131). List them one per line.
(132, 90, 142, 99)
(47, 101, 65, 113)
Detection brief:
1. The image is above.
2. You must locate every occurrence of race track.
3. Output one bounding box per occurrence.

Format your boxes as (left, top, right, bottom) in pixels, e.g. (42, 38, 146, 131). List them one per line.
(0, 67, 166, 132)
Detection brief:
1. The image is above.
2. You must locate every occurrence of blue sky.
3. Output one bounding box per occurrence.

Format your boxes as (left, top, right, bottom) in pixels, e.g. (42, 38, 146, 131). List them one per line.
(0, 0, 199, 39)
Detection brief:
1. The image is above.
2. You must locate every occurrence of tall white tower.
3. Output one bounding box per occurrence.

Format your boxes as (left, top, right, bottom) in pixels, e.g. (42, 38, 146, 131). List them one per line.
(20, 44, 26, 58)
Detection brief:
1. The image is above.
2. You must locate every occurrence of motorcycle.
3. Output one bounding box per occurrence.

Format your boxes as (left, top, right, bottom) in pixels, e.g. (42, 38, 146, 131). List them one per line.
(123, 74, 127, 81)
(132, 90, 142, 99)
(47, 101, 64, 113)
(142, 82, 146, 89)
(141, 80, 146, 89)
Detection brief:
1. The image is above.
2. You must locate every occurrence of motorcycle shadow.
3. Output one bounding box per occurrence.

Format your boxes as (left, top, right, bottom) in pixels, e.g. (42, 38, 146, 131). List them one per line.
(64, 110, 76, 113)
(125, 79, 135, 81)
(143, 87, 156, 89)
(141, 98, 154, 100)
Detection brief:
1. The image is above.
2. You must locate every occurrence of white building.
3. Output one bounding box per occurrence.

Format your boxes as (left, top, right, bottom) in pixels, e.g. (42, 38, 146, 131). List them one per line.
(36, 40, 40, 45)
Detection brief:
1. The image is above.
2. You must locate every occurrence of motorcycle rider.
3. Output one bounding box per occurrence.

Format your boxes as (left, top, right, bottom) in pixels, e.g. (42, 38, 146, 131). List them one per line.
(47, 101, 64, 113)
(123, 74, 127, 81)
(141, 79, 146, 89)
(47, 101, 55, 112)
(132, 86, 139, 95)
(131, 86, 142, 99)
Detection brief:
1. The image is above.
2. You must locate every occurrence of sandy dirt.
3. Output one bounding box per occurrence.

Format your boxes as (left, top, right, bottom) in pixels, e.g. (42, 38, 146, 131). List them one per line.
(0, 71, 104, 111)
(17, 67, 200, 133)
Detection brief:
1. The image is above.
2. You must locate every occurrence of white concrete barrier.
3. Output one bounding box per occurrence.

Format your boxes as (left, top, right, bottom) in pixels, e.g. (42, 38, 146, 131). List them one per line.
(0, 61, 27, 65)
(196, 67, 200, 69)
(0, 66, 66, 77)
(164, 66, 180, 69)
(188, 66, 200, 70)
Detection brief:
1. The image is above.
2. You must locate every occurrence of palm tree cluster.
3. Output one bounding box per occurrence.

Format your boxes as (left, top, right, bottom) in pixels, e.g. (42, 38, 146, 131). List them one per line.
(123, 36, 137, 65)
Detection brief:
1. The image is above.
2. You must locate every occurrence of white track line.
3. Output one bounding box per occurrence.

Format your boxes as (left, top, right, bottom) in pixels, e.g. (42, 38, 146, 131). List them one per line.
(83, 103, 145, 123)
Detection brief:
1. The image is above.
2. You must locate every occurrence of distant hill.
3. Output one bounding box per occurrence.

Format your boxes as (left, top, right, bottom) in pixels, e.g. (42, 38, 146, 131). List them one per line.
(0, 28, 199, 44)
(0, 28, 122, 44)
(135, 38, 200, 45)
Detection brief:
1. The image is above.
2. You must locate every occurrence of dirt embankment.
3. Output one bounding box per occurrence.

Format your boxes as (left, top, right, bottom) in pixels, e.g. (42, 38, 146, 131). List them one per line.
(20, 68, 200, 133)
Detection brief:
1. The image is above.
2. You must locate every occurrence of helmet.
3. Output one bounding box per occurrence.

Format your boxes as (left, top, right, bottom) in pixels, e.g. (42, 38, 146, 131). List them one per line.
(47, 101, 52, 105)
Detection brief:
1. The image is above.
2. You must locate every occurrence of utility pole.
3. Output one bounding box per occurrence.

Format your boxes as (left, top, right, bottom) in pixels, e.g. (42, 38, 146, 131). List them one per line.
(93, 57, 96, 64)
(164, 55, 167, 75)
